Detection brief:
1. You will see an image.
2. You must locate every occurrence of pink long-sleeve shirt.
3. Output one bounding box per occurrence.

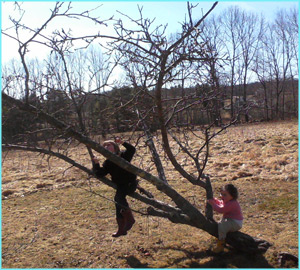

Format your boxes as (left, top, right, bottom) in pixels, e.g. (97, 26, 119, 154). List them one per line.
(209, 198, 243, 220)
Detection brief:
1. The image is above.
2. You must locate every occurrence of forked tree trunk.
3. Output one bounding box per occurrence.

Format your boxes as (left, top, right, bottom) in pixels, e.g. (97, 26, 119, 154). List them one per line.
(2, 93, 272, 254)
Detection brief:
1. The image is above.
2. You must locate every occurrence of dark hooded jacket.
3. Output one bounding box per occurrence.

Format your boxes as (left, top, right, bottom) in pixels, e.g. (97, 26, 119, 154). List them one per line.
(92, 142, 137, 185)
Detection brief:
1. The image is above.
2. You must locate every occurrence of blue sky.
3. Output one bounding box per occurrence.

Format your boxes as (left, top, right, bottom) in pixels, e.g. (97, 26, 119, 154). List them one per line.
(2, 1, 298, 63)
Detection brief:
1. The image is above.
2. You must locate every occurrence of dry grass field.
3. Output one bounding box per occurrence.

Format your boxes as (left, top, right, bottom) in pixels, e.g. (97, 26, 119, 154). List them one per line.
(2, 121, 298, 268)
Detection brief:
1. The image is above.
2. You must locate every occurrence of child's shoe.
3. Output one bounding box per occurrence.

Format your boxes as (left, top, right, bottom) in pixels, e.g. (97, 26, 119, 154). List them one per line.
(212, 240, 225, 253)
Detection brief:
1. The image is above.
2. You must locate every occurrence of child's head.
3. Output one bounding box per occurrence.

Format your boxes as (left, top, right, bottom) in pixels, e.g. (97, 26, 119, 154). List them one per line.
(221, 184, 238, 202)
(103, 140, 120, 155)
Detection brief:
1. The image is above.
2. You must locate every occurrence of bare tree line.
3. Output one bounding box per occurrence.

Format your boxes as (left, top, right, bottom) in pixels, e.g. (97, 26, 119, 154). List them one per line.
(2, 1, 295, 254)
(3, 3, 298, 143)
(202, 5, 298, 122)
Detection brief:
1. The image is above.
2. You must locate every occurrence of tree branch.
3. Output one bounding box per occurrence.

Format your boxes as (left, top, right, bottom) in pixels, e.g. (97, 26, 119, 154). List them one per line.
(2, 93, 205, 225)
(2, 143, 184, 217)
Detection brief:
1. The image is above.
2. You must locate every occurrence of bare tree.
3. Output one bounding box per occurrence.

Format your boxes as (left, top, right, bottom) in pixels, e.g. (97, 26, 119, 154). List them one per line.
(261, 12, 294, 120)
(236, 9, 263, 122)
(2, 2, 271, 254)
(287, 6, 299, 117)
(275, 7, 298, 119)
(219, 6, 243, 119)
(251, 18, 271, 121)
(193, 15, 227, 126)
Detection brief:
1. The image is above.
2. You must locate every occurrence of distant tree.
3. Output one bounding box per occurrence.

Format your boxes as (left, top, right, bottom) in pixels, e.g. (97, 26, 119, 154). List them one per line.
(262, 19, 289, 119)
(236, 9, 263, 122)
(252, 18, 271, 121)
(274, 7, 298, 119)
(2, 93, 40, 144)
(287, 6, 299, 117)
(198, 15, 226, 126)
(219, 6, 243, 119)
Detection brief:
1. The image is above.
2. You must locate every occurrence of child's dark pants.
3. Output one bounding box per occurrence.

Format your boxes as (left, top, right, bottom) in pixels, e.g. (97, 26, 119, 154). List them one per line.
(115, 181, 137, 218)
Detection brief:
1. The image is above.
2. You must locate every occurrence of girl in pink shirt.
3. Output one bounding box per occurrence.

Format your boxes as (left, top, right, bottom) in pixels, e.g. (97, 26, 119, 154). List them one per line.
(208, 184, 243, 253)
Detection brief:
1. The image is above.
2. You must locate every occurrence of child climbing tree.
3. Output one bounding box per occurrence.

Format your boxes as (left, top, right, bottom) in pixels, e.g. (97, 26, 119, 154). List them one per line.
(2, 1, 271, 254)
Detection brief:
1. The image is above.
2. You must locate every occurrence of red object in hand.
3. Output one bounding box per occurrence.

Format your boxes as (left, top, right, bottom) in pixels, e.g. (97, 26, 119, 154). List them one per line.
(115, 137, 123, 144)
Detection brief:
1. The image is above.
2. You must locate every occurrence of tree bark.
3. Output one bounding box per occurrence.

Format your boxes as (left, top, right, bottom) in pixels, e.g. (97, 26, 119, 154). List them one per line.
(226, 231, 272, 254)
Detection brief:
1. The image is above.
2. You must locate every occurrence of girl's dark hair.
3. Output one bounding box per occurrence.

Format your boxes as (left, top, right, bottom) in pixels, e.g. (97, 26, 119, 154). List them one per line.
(224, 184, 238, 200)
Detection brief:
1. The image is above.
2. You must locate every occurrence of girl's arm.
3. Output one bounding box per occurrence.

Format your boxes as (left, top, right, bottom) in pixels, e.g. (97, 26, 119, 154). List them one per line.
(121, 142, 136, 162)
(92, 159, 109, 177)
(210, 201, 234, 214)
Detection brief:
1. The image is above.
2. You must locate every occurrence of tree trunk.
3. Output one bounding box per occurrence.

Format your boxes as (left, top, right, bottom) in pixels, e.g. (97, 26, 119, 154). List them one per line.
(275, 78, 280, 118)
(291, 77, 297, 117)
(230, 84, 234, 119)
(269, 81, 274, 120)
(282, 92, 285, 120)
(2, 93, 272, 255)
(262, 82, 269, 121)
(243, 83, 249, 122)
(226, 231, 272, 254)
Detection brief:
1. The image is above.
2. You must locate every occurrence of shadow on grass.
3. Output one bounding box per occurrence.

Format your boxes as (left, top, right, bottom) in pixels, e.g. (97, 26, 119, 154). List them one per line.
(121, 255, 149, 268)
(156, 246, 274, 268)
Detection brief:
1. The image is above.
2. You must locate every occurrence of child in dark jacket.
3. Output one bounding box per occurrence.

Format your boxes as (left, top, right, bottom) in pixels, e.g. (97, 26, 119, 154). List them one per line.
(92, 137, 137, 237)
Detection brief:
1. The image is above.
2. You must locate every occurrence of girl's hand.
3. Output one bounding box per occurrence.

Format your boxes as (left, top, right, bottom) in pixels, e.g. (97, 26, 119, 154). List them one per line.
(207, 199, 214, 205)
(115, 137, 123, 144)
(92, 157, 99, 163)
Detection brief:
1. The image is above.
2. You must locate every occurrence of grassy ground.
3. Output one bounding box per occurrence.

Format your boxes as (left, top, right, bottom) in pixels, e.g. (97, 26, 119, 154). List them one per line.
(2, 121, 298, 268)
